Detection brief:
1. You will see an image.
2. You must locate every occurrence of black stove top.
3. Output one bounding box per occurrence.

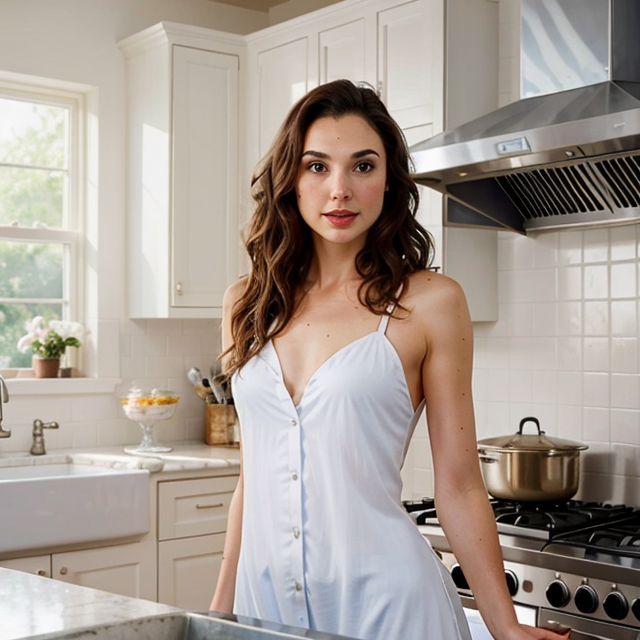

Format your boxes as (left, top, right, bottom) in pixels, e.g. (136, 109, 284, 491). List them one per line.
(547, 511, 640, 567)
(403, 497, 638, 546)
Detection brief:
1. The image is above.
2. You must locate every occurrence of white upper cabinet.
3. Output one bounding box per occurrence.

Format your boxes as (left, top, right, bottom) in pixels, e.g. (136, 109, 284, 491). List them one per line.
(318, 18, 367, 85)
(118, 24, 243, 318)
(377, 1, 443, 136)
(255, 38, 309, 158)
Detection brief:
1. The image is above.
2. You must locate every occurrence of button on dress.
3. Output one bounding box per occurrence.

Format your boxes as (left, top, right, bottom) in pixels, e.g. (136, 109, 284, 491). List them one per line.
(232, 313, 472, 640)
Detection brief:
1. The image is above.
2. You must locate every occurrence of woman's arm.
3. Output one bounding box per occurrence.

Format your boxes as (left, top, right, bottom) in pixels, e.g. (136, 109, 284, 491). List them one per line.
(210, 468, 244, 612)
(418, 274, 565, 640)
(209, 280, 246, 613)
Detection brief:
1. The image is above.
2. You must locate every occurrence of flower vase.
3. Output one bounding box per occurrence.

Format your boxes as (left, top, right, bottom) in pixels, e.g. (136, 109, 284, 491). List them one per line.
(33, 357, 60, 379)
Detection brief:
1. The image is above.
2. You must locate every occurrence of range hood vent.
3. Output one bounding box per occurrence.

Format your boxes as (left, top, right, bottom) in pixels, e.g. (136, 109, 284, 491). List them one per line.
(411, 0, 640, 233)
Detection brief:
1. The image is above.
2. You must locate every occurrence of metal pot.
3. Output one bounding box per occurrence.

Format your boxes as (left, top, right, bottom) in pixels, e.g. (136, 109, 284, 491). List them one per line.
(477, 417, 588, 502)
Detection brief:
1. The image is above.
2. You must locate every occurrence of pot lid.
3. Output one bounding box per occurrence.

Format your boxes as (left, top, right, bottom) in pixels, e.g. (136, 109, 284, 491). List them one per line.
(477, 417, 588, 453)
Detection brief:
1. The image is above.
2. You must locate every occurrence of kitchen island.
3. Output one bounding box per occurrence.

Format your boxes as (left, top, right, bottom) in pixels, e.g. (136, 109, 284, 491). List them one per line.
(0, 567, 357, 640)
(0, 566, 177, 639)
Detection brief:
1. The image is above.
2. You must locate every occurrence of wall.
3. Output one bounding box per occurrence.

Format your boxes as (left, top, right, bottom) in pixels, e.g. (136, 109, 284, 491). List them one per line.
(404, 0, 640, 508)
(0, 0, 266, 453)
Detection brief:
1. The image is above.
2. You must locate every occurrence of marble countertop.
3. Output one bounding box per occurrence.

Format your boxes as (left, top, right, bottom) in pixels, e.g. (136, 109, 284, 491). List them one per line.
(0, 567, 179, 640)
(0, 569, 355, 640)
(0, 442, 241, 475)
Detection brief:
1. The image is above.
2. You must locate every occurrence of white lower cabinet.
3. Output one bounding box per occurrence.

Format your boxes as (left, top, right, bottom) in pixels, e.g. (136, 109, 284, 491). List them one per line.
(158, 533, 225, 611)
(157, 475, 238, 611)
(0, 540, 156, 600)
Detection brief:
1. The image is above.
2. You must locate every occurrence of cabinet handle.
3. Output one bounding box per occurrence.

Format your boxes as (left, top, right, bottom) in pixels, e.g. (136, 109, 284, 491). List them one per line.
(59, 566, 68, 575)
(176, 282, 183, 295)
(196, 502, 223, 509)
(37, 569, 48, 577)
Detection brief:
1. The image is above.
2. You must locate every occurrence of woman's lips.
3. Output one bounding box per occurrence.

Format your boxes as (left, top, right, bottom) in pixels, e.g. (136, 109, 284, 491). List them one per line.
(322, 210, 358, 227)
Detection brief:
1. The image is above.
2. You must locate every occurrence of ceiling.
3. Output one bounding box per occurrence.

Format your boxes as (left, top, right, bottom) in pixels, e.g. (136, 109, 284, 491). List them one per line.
(211, 0, 290, 10)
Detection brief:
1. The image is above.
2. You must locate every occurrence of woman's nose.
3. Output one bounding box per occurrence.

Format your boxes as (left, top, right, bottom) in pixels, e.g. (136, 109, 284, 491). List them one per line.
(330, 172, 351, 200)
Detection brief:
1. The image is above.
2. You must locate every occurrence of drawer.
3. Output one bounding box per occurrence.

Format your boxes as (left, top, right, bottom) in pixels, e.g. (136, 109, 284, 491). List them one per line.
(158, 476, 237, 541)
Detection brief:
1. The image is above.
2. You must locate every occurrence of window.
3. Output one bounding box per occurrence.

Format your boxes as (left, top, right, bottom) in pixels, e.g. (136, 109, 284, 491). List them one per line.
(0, 83, 81, 369)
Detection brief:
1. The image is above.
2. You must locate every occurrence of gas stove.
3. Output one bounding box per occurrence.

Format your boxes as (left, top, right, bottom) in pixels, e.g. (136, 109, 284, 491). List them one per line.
(404, 498, 640, 638)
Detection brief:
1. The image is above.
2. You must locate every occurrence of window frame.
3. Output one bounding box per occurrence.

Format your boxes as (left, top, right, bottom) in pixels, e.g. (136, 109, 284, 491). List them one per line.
(0, 79, 84, 374)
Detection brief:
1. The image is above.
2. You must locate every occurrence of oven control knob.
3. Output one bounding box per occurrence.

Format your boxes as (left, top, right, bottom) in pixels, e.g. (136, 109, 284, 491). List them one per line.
(505, 570, 518, 596)
(631, 597, 640, 622)
(574, 584, 599, 614)
(603, 590, 628, 621)
(450, 564, 470, 590)
(546, 580, 570, 608)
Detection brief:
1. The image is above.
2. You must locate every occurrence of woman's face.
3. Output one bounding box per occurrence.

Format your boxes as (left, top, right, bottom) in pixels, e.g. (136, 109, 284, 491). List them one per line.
(295, 114, 388, 249)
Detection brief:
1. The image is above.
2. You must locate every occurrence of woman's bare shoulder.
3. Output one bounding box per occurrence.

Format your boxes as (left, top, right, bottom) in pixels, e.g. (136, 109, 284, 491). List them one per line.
(223, 277, 249, 311)
(404, 269, 470, 325)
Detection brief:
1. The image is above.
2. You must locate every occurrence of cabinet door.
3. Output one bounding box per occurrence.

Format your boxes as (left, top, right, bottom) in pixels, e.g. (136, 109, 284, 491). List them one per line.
(158, 533, 225, 610)
(52, 541, 156, 601)
(172, 46, 239, 310)
(318, 19, 366, 85)
(377, 0, 444, 136)
(256, 38, 309, 157)
(0, 555, 51, 578)
(158, 475, 238, 541)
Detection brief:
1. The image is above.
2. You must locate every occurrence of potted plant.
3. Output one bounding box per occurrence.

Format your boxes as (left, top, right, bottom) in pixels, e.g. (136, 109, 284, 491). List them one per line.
(17, 317, 84, 378)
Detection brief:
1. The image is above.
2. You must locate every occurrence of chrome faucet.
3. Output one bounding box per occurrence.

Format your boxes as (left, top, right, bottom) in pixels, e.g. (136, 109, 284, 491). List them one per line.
(0, 374, 10, 438)
(30, 419, 59, 455)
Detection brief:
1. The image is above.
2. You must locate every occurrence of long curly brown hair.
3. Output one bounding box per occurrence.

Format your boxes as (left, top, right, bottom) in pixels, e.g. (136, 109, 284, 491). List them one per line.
(226, 79, 434, 375)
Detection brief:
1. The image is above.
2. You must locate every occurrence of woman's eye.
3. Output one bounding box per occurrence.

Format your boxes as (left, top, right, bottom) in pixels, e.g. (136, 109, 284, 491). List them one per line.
(355, 161, 374, 173)
(308, 162, 327, 173)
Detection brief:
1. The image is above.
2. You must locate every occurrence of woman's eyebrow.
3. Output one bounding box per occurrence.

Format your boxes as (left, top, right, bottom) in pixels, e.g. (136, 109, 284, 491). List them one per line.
(301, 149, 381, 159)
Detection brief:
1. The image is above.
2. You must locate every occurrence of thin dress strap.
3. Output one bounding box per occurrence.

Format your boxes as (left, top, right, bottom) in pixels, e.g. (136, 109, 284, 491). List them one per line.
(377, 303, 395, 334)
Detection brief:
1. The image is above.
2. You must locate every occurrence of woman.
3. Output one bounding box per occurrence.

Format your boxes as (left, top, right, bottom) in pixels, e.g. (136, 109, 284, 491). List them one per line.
(210, 80, 564, 640)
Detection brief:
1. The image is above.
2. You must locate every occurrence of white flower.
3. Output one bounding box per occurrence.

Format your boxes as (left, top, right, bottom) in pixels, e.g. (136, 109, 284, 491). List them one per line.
(49, 320, 84, 341)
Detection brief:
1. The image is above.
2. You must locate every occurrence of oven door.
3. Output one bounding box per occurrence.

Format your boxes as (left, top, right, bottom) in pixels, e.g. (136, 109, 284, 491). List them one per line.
(538, 608, 640, 640)
(460, 595, 538, 640)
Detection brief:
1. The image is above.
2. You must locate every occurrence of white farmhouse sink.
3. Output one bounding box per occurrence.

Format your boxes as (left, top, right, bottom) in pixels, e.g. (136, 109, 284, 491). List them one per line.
(0, 463, 149, 554)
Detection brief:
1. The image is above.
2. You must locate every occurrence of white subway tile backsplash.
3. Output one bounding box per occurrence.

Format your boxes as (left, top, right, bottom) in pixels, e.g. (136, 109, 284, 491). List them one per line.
(610, 337, 638, 374)
(583, 301, 609, 336)
(584, 264, 608, 299)
(533, 234, 558, 267)
(557, 337, 583, 371)
(583, 406, 610, 442)
(507, 369, 533, 403)
(532, 267, 557, 302)
(511, 303, 535, 336)
(557, 301, 582, 335)
(557, 266, 582, 300)
(558, 231, 583, 265)
(611, 300, 637, 336)
(557, 371, 584, 406)
(583, 372, 610, 408)
(610, 225, 637, 261)
(130, 333, 168, 357)
(533, 302, 557, 336)
(611, 373, 640, 410)
(583, 337, 609, 372)
(583, 228, 610, 263)
(611, 262, 637, 298)
(611, 409, 640, 446)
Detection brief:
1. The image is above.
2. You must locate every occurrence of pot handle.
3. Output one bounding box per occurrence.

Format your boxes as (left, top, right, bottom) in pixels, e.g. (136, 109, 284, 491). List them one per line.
(478, 450, 500, 464)
(518, 416, 545, 436)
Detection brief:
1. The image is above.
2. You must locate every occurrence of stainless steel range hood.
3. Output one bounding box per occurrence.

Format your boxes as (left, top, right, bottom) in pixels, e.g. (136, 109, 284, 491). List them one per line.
(411, 0, 640, 233)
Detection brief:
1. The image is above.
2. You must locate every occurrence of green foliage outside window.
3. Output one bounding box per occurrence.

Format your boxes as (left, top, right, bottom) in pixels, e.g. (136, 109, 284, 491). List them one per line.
(0, 98, 69, 368)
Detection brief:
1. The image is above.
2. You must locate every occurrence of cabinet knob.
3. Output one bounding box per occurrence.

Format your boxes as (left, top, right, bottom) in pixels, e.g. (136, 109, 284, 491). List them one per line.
(36, 569, 48, 577)
(59, 566, 68, 575)
(176, 282, 183, 295)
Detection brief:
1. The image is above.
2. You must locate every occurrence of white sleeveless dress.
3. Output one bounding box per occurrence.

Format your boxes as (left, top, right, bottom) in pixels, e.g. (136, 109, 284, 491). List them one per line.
(232, 312, 472, 640)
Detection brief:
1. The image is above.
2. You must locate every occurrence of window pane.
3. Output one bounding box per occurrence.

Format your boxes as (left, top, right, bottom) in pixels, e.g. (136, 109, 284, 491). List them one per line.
(0, 97, 68, 169)
(0, 240, 64, 299)
(0, 302, 63, 368)
(0, 165, 65, 228)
